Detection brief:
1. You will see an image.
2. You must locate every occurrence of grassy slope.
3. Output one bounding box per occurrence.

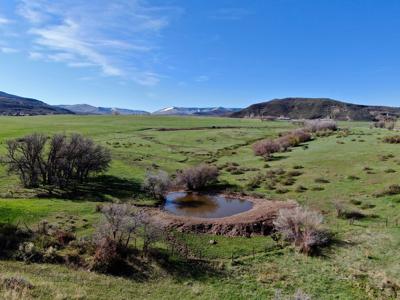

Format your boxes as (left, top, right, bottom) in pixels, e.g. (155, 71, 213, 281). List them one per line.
(0, 115, 398, 299)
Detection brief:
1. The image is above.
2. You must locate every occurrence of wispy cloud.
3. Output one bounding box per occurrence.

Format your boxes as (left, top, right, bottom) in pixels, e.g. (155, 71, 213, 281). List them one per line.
(195, 75, 209, 82)
(0, 16, 12, 25)
(210, 8, 251, 21)
(10, 0, 181, 85)
(0, 47, 19, 53)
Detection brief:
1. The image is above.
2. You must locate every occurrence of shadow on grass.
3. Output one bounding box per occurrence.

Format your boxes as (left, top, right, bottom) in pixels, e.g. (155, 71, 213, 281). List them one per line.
(38, 175, 145, 202)
(153, 251, 225, 282)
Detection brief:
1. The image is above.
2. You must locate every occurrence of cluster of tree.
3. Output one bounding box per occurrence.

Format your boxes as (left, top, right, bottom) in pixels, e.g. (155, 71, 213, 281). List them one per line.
(3, 133, 111, 188)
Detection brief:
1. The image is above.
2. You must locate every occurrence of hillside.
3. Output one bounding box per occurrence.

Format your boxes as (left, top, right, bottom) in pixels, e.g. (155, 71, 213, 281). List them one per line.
(56, 104, 150, 115)
(0, 91, 72, 116)
(153, 106, 241, 116)
(231, 98, 400, 121)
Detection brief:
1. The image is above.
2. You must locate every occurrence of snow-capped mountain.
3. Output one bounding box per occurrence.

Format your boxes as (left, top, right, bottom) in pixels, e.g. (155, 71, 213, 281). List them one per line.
(152, 106, 241, 116)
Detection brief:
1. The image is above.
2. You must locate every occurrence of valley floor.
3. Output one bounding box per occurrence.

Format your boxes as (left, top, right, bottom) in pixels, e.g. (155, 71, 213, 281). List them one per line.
(0, 115, 399, 299)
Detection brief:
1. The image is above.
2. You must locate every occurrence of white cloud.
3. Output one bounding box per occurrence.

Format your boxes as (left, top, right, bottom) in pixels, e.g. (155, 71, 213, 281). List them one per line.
(0, 47, 19, 53)
(195, 75, 209, 82)
(0, 16, 11, 25)
(29, 51, 44, 60)
(14, 0, 180, 84)
(30, 19, 123, 76)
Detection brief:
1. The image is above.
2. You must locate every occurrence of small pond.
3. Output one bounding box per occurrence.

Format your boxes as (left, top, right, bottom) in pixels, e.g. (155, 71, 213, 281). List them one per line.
(163, 192, 253, 218)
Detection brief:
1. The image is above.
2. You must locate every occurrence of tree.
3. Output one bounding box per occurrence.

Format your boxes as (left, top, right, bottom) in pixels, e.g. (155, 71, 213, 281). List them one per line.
(3, 133, 111, 189)
(141, 170, 171, 199)
(177, 164, 219, 190)
(4, 134, 47, 187)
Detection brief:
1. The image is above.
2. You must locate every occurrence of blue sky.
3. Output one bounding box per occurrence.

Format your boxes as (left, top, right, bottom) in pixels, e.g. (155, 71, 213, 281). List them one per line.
(1, 0, 400, 111)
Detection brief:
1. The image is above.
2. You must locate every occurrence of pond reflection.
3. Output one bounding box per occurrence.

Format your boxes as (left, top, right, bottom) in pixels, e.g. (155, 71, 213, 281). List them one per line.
(163, 192, 253, 218)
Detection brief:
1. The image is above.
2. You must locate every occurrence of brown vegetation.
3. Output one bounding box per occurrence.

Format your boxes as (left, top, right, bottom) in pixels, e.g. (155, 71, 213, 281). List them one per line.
(273, 206, 330, 255)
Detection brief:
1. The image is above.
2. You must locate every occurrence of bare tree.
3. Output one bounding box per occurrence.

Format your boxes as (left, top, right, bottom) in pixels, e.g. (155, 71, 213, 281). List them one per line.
(3, 133, 111, 189)
(176, 164, 219, 190)
(96, 204, 143, 248)
(141, 170, 171, 199)
(4, 134, 47, 187)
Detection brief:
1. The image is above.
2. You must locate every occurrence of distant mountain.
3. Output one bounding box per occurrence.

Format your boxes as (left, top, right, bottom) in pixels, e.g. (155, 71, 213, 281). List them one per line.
(0, 91, 72, 116)
(231, 98, 400, 121)
(153, 106, 241, 116)
(56, 104, 150, 115)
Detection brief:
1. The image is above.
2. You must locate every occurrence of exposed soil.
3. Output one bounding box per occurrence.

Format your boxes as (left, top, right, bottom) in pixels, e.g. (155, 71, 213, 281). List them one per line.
(146, 195, 296, 237)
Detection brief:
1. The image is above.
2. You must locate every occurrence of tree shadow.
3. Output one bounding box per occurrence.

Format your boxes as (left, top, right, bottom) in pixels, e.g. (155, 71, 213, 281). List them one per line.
(38, 175, 144, 202)
(152, 251, 225, 282)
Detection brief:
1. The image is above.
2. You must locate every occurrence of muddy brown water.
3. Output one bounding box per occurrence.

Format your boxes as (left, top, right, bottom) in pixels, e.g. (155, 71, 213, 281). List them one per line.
(163, 192, 253, 218)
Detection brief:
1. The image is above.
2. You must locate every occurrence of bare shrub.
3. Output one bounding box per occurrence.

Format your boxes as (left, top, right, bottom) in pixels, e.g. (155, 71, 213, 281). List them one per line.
(252, 139, 281, 158)
(383, 135, 400, 144)
(54, 230, 76, 246)
(92, 237, 119, 273)
(141, 170, 171, 199)
(177, 164, 219, 190)
(139, 217, 162, 256)
(304, 120, 337, 132)
(96, 204, 142, 248)
(273, 206, 329, 255)
(376, 184, 400, 197)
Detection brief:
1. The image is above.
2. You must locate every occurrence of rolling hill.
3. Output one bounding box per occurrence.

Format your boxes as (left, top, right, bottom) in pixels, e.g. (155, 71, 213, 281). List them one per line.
(0, 91, 72, 116)
(231, 98, 400, 121)
(56, 104, 150, 115)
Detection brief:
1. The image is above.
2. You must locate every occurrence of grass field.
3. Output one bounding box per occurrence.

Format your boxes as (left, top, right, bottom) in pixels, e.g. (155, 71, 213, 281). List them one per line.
(0, 115, 399, 299)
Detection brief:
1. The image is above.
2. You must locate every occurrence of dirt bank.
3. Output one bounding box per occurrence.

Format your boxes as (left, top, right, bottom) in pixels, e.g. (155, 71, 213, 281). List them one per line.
(146, 195, 296, 237)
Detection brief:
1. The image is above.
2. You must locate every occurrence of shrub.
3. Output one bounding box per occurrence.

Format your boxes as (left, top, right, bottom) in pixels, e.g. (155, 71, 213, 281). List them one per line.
(314, 177, 329, 184)
(252, 139, 281, 158)
(176, 164, 219, 190)
(0, 223, 32, 258)
(383, 135, 400, 144)
(92, 237, 119, 273)
(295, 185, 308, 193)
(376, 184, 400, 197)
(293, 165, 304, 169)
(275, 187, 289, 194)
(96, 204, 142, 248)
(304, 120, 337, 132)
(54, 230, 76, 246)
(273, 206, 329, 255)
(1, 276, 33, 292)
(141, 170, 171, 199)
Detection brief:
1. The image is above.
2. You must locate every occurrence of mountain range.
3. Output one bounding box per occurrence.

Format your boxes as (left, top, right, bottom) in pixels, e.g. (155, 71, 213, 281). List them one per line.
(231, 98, 400, 121)
(0, 91, 72, 116)
(152, 106, 241, 116)
(56, 104, 149, 115)
(1, 91, 400, 121)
